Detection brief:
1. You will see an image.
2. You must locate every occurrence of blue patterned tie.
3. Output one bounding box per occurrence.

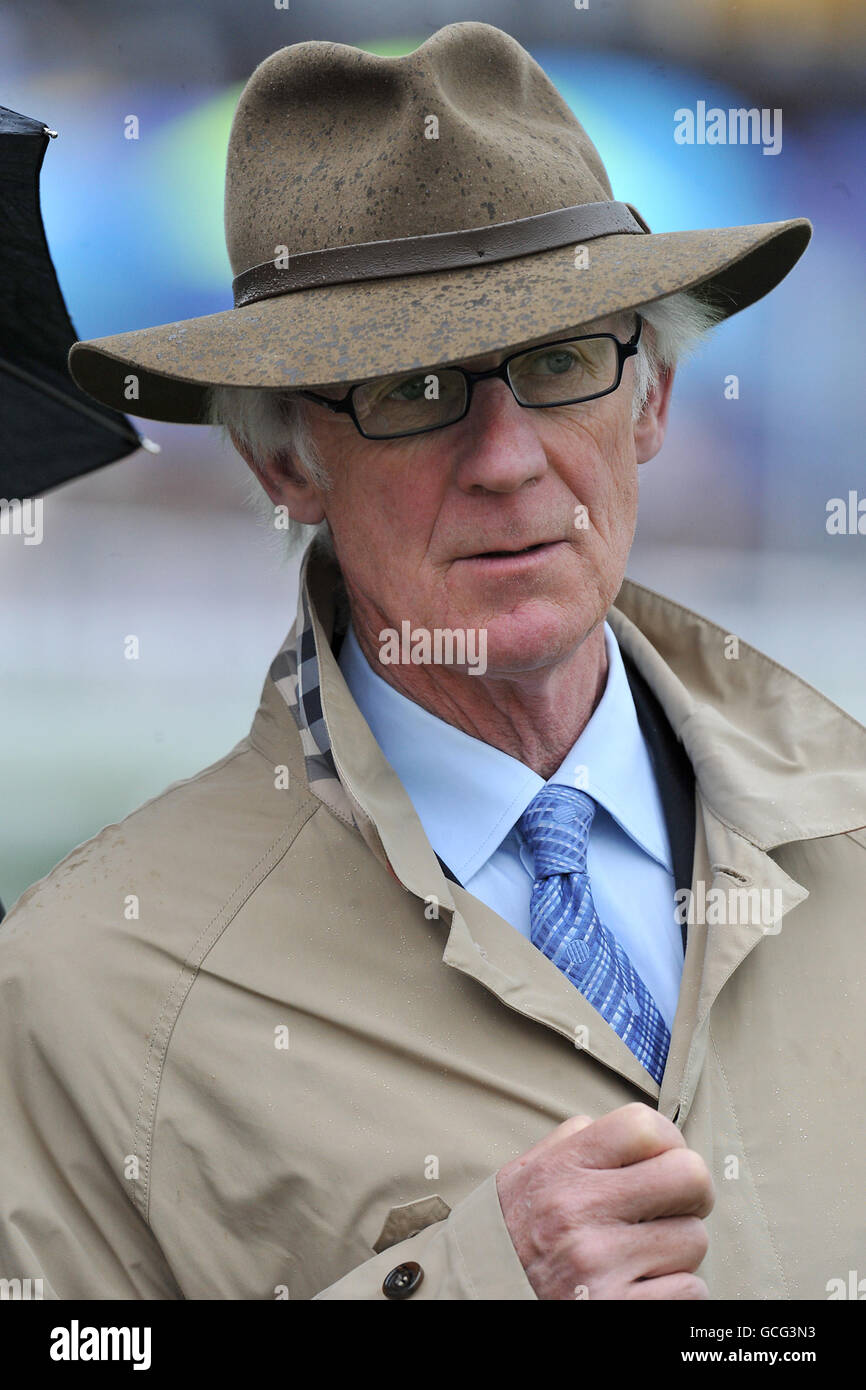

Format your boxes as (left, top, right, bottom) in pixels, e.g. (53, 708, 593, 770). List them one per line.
(518, 783, 670, 1084)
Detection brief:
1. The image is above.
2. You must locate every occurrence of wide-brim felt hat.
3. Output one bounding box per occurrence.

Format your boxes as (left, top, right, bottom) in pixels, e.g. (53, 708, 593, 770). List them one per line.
(68, 22, 811, 426)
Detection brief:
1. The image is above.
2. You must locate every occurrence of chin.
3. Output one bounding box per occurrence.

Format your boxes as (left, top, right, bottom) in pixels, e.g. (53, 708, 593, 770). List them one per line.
(473, 602, 596, 677)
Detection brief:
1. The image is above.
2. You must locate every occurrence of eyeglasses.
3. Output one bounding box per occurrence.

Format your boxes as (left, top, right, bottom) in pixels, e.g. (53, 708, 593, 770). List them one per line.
(297, 317, 643, 441)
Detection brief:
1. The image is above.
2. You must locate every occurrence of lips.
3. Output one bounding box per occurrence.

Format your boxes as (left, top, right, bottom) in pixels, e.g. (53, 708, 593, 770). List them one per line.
(466, 541, 554, 559)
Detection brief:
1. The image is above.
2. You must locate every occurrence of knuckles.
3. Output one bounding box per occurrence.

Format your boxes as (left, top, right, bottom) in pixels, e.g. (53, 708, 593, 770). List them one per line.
(621, 1100, 684, 1149)
(562, 1224, 611, 1280)
(679, 1215, 710, 1267)
(663, 1146, 716, 1209)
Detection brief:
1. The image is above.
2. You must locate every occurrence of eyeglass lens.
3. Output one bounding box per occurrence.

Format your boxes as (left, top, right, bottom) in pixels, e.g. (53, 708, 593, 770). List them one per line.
(352, 336, 620, 438)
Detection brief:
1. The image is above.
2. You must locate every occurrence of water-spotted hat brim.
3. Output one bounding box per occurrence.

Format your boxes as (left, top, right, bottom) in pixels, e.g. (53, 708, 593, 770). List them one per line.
(69, 217, 810, 425)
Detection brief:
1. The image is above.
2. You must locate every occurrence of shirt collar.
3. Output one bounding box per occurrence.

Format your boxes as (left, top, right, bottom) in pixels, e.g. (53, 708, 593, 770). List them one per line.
(338, 616, 673, 883)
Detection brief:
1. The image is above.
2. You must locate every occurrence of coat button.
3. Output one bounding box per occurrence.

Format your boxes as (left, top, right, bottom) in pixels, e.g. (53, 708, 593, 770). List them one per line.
(382, 1261, 424, 1299)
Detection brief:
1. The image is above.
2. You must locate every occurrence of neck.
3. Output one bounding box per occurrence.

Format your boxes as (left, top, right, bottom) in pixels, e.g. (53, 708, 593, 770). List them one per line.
(349, 610, 608, 780)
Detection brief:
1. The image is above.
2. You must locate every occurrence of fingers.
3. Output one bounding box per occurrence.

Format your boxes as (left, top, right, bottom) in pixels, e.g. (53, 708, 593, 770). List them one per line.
(582, 1102, 687, 1168)
(610, 1145, 716, 1223)
(544, 1101, 686, 1171)
(620, 1214, 710, 1280)
(570, 1215, 708, 1297)
(625, 1272, 710, 1301)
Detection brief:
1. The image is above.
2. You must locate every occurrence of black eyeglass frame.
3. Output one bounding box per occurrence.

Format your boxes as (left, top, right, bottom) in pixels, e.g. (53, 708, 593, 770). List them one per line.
(296, 316, 643, 441)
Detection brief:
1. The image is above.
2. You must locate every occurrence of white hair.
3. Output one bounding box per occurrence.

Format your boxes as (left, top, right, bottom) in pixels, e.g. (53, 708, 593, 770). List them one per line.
(632, 289, 725, 417)
(206, 287, 725, 559)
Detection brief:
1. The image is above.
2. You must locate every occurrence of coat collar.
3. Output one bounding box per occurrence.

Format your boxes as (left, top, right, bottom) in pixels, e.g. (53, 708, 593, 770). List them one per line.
(248, 540, 866, 1106)
(607, 579, 866, 849)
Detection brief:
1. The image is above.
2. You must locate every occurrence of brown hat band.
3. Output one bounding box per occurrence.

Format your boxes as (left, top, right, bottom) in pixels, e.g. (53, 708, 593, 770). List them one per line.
(232, 200, 651, 308)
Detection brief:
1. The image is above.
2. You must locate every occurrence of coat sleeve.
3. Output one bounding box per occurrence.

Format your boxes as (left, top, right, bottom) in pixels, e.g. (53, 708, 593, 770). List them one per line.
(0, 896, 184, 1300)
(0, 882, 537, 1301)
(313, 1174, 538, 1300)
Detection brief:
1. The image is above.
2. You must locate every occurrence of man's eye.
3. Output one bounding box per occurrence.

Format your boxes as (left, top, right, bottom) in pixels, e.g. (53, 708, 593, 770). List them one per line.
(531, 349, 582, 376)
(386, 375, 428, 402)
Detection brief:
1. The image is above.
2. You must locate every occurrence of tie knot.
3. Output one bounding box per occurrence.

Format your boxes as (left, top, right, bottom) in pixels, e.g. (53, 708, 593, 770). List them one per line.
(518, 784, 596, 878)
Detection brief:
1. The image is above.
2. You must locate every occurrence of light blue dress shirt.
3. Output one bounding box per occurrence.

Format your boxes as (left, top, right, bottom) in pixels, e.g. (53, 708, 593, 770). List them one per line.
(337, 621, 684, 1032)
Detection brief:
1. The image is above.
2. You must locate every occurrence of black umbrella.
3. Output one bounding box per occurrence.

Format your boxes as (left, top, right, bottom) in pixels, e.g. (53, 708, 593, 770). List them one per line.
(0, 105, 158, 498)
(0, 107, 162, 922)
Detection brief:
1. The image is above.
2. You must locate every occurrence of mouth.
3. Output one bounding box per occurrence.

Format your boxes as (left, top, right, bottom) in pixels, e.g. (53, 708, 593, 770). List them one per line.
(457, 540, 567, 564)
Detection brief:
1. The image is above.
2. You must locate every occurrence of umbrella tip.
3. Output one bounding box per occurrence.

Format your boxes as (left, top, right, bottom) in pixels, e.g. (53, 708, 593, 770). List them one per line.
(43, 127, 59, 138)
(139, 435, 162, 454)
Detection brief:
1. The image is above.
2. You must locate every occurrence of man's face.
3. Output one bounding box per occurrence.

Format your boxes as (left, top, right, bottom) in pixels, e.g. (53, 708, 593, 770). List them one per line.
(257, 312, 671, 678)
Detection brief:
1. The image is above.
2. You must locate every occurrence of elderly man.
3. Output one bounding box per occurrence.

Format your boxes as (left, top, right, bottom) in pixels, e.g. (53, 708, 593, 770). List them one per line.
(1, 24, 863, 1303)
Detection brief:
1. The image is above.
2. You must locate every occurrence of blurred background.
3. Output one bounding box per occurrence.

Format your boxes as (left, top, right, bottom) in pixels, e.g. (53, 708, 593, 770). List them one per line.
(1, 0, 864, 909)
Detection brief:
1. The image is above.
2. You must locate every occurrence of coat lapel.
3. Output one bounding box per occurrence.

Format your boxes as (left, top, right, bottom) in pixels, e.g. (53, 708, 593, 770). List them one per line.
(657, 793, 810, 1124)
(442, 884, 663, 1098)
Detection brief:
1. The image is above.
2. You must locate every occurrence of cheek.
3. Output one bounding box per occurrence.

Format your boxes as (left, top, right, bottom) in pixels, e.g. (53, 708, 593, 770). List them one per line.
(598, 467, 639, 556)
(614, 460, 640, 517)
(595, 416, 638, 516)
(553, 415, 637, 533)
(322, 448, 443, 585)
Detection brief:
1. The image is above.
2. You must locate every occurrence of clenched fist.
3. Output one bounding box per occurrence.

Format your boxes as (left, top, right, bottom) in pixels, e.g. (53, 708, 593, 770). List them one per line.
(496, 1102, 714, 1300)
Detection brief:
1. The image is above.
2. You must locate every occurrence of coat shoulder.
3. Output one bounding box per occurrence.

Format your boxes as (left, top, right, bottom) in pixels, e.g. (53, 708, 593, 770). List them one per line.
(0, 734, 321, 979)
(0, 734, 329, 1165)
(611, 579, 866, 845)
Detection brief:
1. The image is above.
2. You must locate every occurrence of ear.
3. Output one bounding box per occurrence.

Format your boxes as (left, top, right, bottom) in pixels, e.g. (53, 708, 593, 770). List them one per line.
(633, 362, 676, 465)
(230, 430, 326, 525)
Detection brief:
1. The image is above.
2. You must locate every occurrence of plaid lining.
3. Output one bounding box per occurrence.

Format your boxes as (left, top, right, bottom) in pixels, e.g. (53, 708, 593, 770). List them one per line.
(267, 549, 361, 827)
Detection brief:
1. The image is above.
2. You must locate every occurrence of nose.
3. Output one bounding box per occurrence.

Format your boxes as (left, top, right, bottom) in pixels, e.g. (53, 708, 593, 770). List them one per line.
(451, 377, 549, 494)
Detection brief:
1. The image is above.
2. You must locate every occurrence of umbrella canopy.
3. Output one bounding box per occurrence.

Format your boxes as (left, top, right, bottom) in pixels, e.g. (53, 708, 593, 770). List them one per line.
(0, 105, 156, 498)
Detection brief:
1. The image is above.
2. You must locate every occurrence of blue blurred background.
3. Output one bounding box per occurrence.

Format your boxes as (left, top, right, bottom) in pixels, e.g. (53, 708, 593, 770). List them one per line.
(1, 0, 864, 908)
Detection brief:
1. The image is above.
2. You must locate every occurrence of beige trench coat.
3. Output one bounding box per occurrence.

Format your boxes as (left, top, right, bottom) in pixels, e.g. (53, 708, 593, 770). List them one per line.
(1, 545, 864, 1300)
